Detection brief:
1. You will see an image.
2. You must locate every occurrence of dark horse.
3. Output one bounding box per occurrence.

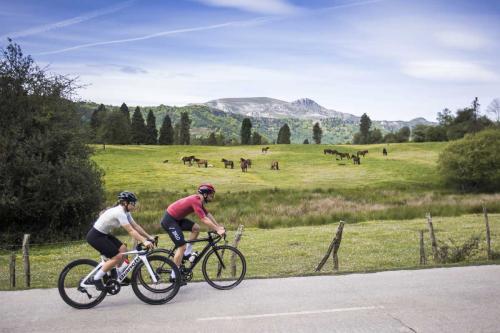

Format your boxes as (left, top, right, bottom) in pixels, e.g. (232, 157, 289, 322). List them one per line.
(181, 155, 195, 165)
(324, 149, 338, 155)
(240, 157, 251, 168)
(240, 159, 248, 172)
(336, 152, 351, 160)
(382, 148, 388, 156)
(262, 146, 270, 154)
(357, 150, 369, 157)
(221, 158, 234, 169)
(352, 155, 361, 165)
(271, 160, 279, 170)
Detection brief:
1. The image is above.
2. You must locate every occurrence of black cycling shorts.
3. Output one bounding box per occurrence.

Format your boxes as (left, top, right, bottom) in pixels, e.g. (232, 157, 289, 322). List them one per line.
(86, 227, 123, 258)
(160, 212, 195, 247)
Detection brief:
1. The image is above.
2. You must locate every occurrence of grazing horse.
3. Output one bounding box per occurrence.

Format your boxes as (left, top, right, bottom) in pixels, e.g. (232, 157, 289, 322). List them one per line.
(357, 150, 369, 157)
(336, 152, 350, 160)
(181, 155, 195, 165)
(382, 148, 388, 156)
(194, 158, 208, 168)
(221, 158, 234, 169)
(262, 147, 270, 154)
(240, 159, 248, 172)
(240, 158, 252, 168)
(352, 156, 361, 165)
(324, 149, 338, 155)
(271, 161, 279, 170)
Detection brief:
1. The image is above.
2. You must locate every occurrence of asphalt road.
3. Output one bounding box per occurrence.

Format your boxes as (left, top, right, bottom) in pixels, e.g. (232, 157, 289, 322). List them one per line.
(1, 265, 499, 333)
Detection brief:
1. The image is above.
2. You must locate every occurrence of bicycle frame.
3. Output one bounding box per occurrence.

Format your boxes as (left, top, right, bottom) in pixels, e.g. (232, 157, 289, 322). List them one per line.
(171, 232, 225, 271)
(80, 248, 158, 288)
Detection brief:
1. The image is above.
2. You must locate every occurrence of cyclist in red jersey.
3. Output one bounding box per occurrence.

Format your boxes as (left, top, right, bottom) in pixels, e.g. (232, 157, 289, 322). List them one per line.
(160, 183, 225, 283)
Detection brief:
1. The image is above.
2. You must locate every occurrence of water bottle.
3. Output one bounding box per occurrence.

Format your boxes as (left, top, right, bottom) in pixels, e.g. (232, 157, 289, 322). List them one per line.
(188, 251, 199, 263)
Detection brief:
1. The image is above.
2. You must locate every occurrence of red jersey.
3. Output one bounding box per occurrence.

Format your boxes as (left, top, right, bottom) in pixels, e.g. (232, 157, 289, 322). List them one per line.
(167, 194, 207, 220)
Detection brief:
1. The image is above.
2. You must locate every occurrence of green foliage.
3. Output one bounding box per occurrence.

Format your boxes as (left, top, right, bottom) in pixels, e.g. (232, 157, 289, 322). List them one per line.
(179, 112, 191, 145)
(412, 124, 429, 142)
(158, 114, 174, 145)
(426, 126, 447, 142)
(303, 139, 309, 144)
(101, 110, 131, 144)
(438, 129, 500, 192)
(240, 118, 252, 145)
(313, 122, 322, 144)
(145, 110, 158, 144)
(131, 106, 147, 144)
(0, 41, 104, 243)
(207, 132, 217, 145)
(120, 102, 131, 126)
(252, 131, 262, 145)
(359, 113, 371, 142)
(369, 128, 383, 143)
(277, 123, 291, 144)
(396, 126, 410, 142)
(90, 104, 106, 142)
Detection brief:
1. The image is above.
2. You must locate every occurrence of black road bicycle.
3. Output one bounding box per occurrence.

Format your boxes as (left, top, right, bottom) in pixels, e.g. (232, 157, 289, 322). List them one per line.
(154, 231, 246, 290)
(58, 239, 180, 309)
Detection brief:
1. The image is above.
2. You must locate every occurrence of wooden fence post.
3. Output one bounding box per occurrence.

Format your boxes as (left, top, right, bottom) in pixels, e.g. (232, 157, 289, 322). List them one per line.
(10, 252, 16, 288)
(484, 207, 492, 260)
(22, 234, 30, 288)
(230, 225, 244, 277)
(419, 230, 426, 265)
(426, 213, 438, 262)
(316, 221, 345, 272)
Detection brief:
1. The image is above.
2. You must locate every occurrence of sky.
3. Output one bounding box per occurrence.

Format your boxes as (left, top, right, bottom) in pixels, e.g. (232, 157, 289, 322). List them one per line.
(1, 0, 499, 121)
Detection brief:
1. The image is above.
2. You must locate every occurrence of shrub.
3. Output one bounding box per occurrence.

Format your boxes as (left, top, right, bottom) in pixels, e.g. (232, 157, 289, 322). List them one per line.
(438, 129, 500, 192)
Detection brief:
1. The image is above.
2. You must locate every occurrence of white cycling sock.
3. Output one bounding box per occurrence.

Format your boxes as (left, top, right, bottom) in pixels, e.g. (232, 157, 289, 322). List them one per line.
(94, 269, 106, 280)
(171, 270, 176, 279)
(184, 243, 192, 256)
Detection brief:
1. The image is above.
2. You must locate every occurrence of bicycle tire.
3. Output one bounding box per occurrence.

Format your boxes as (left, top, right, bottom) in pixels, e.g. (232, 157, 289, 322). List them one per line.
(131, 255, 181, 305)
(202, 245, 246, 290)
(58, 259, 107, 309)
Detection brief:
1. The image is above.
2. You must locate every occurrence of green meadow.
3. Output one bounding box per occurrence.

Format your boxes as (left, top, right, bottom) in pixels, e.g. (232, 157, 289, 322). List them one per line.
(2, 143, 499, 290)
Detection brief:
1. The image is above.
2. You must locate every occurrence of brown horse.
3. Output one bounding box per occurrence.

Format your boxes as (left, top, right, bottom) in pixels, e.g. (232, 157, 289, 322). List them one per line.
(271, 161, 279, 170)
(221, 158, 234, 169)
(357, 150, 369, 157)
(352, 156, 361, 165)
(262, 147, 270, 154)
(324, 149, 338, 155)
(194, 158, 208, 168)
(382, 148, 387, 156)
(181, 155, 195, 165)
(336, 152, 350, 160)
(240, 158, 252, 168)
(240, 159, 248, 172)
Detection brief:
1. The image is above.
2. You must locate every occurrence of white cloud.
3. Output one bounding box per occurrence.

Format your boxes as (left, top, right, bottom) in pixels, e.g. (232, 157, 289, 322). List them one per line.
(435, 30, 491, 50)
(0, 0, 136, 40)
(402, 60, 498, 82)
(193, 0, 300, 14)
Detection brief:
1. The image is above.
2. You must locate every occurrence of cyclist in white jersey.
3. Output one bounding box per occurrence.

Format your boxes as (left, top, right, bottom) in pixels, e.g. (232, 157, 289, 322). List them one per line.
(86, 191, 154, 290)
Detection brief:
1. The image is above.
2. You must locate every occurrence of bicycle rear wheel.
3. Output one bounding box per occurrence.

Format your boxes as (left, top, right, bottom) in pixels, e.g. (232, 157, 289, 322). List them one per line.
(131, 255, 180, 305)
(202, 245, 246, 290)
(58, 259, 107, 309)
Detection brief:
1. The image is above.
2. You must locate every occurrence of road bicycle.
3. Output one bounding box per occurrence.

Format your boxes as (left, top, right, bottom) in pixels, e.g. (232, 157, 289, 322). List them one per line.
(153, 231, 246, 290)
(58, 238, 180, 309)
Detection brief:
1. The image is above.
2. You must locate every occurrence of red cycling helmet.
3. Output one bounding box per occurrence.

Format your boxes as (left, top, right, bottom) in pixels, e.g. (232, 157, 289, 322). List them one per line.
(198, 183, 216, 195)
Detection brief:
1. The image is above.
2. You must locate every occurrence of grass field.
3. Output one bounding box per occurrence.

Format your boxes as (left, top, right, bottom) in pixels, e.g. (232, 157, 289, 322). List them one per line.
(2, 143, 499, 290)
(1, 213, 499, 290)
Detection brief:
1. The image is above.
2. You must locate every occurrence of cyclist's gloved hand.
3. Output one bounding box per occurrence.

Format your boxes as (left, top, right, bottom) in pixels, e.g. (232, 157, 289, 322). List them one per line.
(143, 240, 154, 249)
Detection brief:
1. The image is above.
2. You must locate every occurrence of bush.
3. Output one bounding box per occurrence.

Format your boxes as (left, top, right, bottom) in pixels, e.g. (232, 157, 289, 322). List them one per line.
(0, 41, 104, 243)
(438, 129, 500, 192)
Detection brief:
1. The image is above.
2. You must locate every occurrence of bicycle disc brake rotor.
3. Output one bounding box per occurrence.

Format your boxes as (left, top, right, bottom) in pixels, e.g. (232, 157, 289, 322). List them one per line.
(105, 279, 121, 295)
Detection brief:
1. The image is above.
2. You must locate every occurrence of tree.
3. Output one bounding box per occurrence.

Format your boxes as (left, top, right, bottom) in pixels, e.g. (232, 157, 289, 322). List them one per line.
(173, 122, 180, 144)
(359, 113, 372, 143)
(303, 139, 310, 144)
(486, 98, 500, 123)
(131, 106, 147, 144)
(159, 114, 174, 145)
(90, 104, 106, 142)
(145, 110, 158, 144)
(240, 118, 252, 145)
(412, 124, 429, 142)
(120, 102, 131, 125)
(207, 132, 217, 145)
(101, 111, 131, 144)
(383, 132, 397, 143)
(0, 41, 104, 243)
(438, 129, 500, 192)
(426, 126, 447, 142)
(179, 112, 191, 145)
(369, 128, 383, 143)
(396, 126, 411, 142)
(252, 131, 262, 145)
(313, 122, 322, 144)
(277, 123, 291, 144)
(437, 108, 453, 127)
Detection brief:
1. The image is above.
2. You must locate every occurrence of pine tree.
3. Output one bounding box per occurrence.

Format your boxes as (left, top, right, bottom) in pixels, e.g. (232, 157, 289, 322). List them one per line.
(207, 132, 217, 145)
(120, 103, 130, 125)
(277, 124, 291, 144)
(101, 111, 130, 144)
(159, 114, 174, 145)
(90, 104, 106, 142)
(252, 131, 262, 145)
(313, 122, 322, 144)
(359, 113, 372, 144)
(146, 110, 158, 144)
(131, 106, 147, 144)
(240, 118, 252, 145)
(179, 112, 191, 145)
(118, 102, 131, 143)
(173, 122, 180, 144)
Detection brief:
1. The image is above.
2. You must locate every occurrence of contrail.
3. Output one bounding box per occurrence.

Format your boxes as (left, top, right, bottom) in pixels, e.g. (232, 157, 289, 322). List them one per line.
(1, 0, 136, 40)
(35, 16, 276, 55)
(321, 0, 389, 11)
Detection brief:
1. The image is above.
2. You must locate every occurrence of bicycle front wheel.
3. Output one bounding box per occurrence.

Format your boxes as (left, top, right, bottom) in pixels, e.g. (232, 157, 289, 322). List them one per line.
(202, 245, 246, 290)
(58, 259, 107, 309)
(131, 255, 180, 305)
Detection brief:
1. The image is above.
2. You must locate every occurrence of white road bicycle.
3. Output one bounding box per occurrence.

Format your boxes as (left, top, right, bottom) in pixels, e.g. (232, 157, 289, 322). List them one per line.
(58, 239, 180, 309)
